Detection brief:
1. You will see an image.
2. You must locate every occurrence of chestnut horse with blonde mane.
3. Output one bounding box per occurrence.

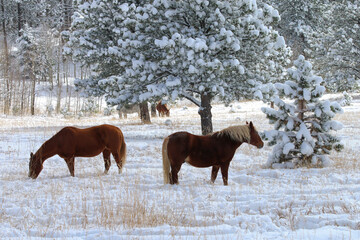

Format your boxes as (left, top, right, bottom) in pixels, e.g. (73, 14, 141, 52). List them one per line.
(29, 124, 126, 179)
(162, 122, 263, 185)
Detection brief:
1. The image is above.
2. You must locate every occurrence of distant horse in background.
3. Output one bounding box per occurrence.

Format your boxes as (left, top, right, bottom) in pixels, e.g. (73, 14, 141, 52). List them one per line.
(29, 124, 126, 179)
(117, 103, 139, 119)
(162, 122, 263, 185)
(156, 101, 170, 117)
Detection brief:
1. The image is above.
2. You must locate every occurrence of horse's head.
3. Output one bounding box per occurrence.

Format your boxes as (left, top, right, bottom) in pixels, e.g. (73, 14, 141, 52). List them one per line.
(28, 152, 43, 179)
(248, 121, 264, 149)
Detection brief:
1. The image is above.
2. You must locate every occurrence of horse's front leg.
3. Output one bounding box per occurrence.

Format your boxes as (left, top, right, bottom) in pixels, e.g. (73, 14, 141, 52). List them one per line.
(211, 166, 220, 183)
(65, 157, 75, 177)
(103, 149, 111, 174)
(220, 162, 230, 186)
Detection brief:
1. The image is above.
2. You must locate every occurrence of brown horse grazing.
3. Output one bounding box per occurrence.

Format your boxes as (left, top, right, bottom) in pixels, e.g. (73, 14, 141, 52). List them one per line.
(29, 124, 126, 179)
(156, 101, 170, 117)
(162, 122, 263, 185)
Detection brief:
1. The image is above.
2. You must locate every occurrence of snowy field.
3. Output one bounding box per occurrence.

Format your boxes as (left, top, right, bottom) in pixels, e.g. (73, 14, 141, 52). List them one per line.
(0, 96, 359, 239)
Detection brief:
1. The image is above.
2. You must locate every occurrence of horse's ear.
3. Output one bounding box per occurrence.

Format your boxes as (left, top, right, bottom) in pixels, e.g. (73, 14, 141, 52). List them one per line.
(246, 121, 249, 124)
(249, 121, 254, 129)
(30, 152, 33, 158)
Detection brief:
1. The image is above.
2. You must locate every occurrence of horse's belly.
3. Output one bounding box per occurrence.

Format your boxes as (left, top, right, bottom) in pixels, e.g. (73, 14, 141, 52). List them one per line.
(185, 155, 216, 168)
(76, 148, 104, 157)
(66, 143, 104, 158)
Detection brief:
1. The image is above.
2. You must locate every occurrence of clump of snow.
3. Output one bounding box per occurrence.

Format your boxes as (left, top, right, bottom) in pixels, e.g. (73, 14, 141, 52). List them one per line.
(283, 142, 294, 154)
(164, 119, 172, 126)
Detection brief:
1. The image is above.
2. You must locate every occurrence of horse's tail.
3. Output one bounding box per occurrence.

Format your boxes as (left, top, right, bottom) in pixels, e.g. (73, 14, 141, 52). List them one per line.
(162, 136, 171, 184)
(119, 134, 127, 169)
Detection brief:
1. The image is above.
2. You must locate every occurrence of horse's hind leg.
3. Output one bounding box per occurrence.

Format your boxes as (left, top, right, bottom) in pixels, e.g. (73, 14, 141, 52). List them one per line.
(65, 157, 75, 177)
(103, 149, 111, 174)
(112, 151, 124, 174)
(170, 163, 182, 184)
(220, 162, 230, 186)
(211, 166, 220, 183)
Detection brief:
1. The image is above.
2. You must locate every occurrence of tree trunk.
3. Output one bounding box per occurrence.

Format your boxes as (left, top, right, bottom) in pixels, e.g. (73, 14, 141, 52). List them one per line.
(30, 72, 36, 115)
(56, 62, 62, 113)
(49, 64, 54, 90)
(63, 0, 73, 31)
(199, 93, 213, 135)
(297, 99, 306, 120)
(20, 78, 25, 113)
(150, 102, 156, 117)
(139, 102, 151, 124)
(17, 3, 23, 36)
(55, 39, 62, 113)
(1, 0, 11, 114)
(64, 60, 71, 110)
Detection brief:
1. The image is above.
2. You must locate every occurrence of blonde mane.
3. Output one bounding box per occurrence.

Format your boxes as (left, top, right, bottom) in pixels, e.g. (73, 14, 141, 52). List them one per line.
(214, 125, 251, 143)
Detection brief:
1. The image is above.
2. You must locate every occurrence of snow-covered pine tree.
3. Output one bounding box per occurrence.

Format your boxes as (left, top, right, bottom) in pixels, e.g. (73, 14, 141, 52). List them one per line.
(262, 0, 326, 59)
(17, 26, 53, 115)
(150, 0, 290, 134)
(261, 55, 344, 168)
(65, 0, 155, 123)
(317, 1, 360, 93)
(66, 0, 290, 134)
(340, 91, 352, 107)
(264, 0, 360, 93)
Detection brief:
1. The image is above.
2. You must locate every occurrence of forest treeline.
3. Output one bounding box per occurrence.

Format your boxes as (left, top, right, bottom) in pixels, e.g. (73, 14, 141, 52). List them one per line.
(0, 0, 359, 117)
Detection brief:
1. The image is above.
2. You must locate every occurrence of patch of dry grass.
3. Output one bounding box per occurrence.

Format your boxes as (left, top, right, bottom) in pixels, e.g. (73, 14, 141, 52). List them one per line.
(331, 149, 359, 170)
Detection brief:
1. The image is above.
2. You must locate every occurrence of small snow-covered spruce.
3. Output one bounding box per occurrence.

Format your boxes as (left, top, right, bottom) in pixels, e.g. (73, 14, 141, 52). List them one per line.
(46, 104, 54, 116)
(340, 91, 352, 107)
(103, 107, 113, 116)
(261, 55, 344, 168)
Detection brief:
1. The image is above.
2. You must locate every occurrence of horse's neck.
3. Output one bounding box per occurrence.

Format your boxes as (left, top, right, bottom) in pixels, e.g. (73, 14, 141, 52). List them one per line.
(232, 140, 243, 149)
(213, 134, 242, 149)
(36, 138, 57, 163)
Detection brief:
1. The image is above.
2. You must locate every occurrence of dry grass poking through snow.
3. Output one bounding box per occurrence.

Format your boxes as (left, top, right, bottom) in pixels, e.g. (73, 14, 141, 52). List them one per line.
(332, 149, 360, 171)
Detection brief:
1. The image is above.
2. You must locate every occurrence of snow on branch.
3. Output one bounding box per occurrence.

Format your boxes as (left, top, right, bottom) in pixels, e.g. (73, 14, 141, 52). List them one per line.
(180, 90, 201, 107)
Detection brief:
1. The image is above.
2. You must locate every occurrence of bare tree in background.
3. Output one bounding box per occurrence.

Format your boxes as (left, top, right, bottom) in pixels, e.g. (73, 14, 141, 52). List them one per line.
(1, 0, 11, 114)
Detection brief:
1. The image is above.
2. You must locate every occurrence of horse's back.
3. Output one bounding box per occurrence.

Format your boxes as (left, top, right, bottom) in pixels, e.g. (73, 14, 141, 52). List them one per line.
(168, 131, 194, 146)
(169, 131, 190, 139)
(56, 125, 123, 155)
(168, 131, 212, 149)
(96, 124, 122, 135)
(55, 126, 78, 141)
(167, 131, 191, 157)
(91, 124, 124, 146)
(167, 131, 212, 160)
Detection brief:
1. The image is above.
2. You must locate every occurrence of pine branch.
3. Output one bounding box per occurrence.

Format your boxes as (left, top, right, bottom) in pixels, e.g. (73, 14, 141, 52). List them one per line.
(180, 90, 201, 107)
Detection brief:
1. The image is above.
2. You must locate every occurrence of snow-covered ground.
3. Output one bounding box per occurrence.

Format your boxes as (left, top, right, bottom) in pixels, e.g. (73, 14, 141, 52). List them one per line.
(0, 97, 359, 239)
